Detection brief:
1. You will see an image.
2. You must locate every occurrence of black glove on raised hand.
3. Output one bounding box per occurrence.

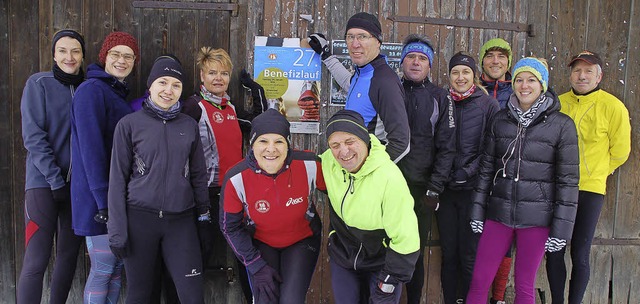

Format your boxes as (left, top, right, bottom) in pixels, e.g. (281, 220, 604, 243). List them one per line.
(253, 264, 282, 302)
(307, 33, 331, 60)
(240, 69, 262, 92)
(94, 209, 108, 224)
(51, 184, 71, 204)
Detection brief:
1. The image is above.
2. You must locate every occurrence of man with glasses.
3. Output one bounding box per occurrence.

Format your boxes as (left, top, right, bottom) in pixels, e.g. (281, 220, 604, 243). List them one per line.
(308, 12, 410, 163)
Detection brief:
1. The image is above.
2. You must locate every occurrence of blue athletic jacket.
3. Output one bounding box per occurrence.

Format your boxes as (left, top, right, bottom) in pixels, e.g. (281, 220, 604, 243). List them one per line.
(21, 71, 78, 191)
(346, 55, 410, 163)
(71, 64, 132, 236)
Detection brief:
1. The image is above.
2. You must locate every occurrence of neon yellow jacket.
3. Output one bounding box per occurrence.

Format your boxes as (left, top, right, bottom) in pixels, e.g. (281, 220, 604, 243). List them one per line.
(320, 135, 419, 281)
(559, 89, 631, 194)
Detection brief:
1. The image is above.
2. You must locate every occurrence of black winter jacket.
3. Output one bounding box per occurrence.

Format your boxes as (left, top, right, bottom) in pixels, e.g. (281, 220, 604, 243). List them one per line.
(397, 79, 456, 193)
(448, 89, 500, 191)
(470, 91, 579, 240)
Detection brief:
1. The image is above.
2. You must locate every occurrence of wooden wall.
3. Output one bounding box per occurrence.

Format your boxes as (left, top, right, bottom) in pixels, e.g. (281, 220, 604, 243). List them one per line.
(0, 0, 638, 303)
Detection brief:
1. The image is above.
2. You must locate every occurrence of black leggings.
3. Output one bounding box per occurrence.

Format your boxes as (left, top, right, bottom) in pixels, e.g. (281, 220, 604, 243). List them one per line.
(123, 208, 204, 304)
(250, 235, 320, 304)
(405, 184, 433, 304)
(436, 188, 480, 304)
(546, 191, 604, 304)
(18, 188, 83, 304)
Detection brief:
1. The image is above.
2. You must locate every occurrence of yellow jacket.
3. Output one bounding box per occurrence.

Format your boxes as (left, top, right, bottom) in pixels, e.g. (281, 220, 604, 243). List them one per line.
(559, 89, 631, 194)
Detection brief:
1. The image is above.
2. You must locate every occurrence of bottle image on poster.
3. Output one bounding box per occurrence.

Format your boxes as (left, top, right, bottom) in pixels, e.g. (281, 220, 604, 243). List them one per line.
(253, 36, 322, 134)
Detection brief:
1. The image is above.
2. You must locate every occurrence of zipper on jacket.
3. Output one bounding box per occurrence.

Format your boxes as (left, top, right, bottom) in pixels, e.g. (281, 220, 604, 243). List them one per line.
(576, 100, 595, 176)
(67, 85, 76, 183)
(353, 243, 363, 270)
(160, 119, 168, 218)
(340, 172, 354, 218)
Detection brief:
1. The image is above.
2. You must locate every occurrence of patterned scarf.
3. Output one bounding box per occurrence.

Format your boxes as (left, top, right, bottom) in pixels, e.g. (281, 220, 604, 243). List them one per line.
(511, 94, 546, 127)
(200, 84, 230, 107)
(143, 96, 181, 121)
(449, 84, 476, 102)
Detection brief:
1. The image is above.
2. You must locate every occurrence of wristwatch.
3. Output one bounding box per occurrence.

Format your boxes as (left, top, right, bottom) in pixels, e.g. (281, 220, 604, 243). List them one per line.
(378, 282, 395, 293)
(425, 190, 439, 198)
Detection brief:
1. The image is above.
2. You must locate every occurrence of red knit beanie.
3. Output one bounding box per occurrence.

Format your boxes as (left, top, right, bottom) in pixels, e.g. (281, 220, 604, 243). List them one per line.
(98, 31, 139, 66)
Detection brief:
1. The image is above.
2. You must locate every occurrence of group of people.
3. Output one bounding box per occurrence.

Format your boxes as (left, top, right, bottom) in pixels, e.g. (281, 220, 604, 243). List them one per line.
(18, 10, 630, 304)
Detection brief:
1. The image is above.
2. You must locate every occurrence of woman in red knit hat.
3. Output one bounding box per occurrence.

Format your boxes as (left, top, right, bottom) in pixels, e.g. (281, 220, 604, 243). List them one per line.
(70, 31, 139, 304)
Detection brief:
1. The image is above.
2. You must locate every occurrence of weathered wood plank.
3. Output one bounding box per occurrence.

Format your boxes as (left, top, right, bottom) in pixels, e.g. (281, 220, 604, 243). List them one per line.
(546, 0, 588, 90)
(11, 0, 42, 301)
(511, 0, 527, 61)
(114, 0, 143, 98)
(263, 0, 279, 36)
(582, 245, 612, 304)
(229, 0, 249, 111)
(483, 0, 499, 42)
(424, 0, 444, 87)
(168, 8, 198, 98)
(439, 0, 455, 82)
(615, 0, 640, 241)
(612, 246, 640, 303)
(137, 7, 168, 98)
(454, 0, 470, 54)
(468, 0, 485, 61)
(1, 0, 17, 301)
(525, 0, 548, 58)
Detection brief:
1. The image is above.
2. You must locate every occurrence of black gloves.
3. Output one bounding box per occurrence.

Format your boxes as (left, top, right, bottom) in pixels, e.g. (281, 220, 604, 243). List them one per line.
(421, 190, 440, 211)
(372, 272, 399, 303)
(240, 69, 262, 92)
(196, 211, 215, 264)
(51, 184, 71, 204)
(307, 33, 331, 60)
(252, 264, 282, 302)
(240, 69, 268, 113)
(94, 209, 108, 224)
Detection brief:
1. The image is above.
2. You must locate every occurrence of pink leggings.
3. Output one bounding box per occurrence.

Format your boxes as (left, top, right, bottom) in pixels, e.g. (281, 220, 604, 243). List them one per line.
(466, 220, 549, 304)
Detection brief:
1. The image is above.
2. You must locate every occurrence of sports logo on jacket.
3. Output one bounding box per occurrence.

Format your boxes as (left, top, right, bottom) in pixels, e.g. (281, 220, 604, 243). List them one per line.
(286, 196, 304, 207)
(212, 112, 224, 123)
(255, 200, 271, 213)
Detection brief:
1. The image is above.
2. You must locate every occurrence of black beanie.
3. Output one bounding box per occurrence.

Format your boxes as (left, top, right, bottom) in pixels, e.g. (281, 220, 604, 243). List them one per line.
(52, 29, 86, 58)
(449, 52, 477, 76)
(345, 12, 382, 42)
(250, 109, 291, 146)
(147, 55, 184, 88)
(326, 110, 370, 146)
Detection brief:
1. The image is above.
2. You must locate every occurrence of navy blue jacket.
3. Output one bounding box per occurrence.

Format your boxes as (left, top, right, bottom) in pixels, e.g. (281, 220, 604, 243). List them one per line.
(481, 72, 512, 109)
(397, 79, 456, 193)
(448, 89, 500, 191)
(21, 71, 79, 191)
(71, 64, 132, 236)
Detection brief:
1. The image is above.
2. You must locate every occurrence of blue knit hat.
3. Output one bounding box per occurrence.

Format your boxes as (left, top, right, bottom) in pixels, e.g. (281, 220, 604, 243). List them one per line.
(512, 57, 549, 93)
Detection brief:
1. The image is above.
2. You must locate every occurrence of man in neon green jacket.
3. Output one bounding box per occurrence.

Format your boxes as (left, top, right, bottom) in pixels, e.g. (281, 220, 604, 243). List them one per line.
(320, 109, 419, 304)
(546, 50, 631, 304)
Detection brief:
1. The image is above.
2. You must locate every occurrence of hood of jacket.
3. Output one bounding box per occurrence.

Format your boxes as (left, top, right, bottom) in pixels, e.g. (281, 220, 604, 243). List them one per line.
(86, 63, 129, 99)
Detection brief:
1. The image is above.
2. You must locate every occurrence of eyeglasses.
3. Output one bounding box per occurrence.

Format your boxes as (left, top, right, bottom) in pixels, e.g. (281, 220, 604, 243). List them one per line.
(107, 51, 136, 62)
(345, 34, 372, 43)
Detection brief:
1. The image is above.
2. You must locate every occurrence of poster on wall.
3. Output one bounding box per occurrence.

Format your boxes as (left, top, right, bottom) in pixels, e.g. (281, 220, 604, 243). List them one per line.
(253, 36, 322, 134)
(329, 40, 403, 106)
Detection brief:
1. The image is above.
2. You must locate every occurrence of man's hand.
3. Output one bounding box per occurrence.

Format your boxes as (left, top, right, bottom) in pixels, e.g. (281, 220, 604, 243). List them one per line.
(307, 33, 331, 60)
(94, 209, 108, 224)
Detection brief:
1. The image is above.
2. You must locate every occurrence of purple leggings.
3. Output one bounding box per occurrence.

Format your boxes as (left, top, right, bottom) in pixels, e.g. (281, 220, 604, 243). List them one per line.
(466, 220, 549, 304)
